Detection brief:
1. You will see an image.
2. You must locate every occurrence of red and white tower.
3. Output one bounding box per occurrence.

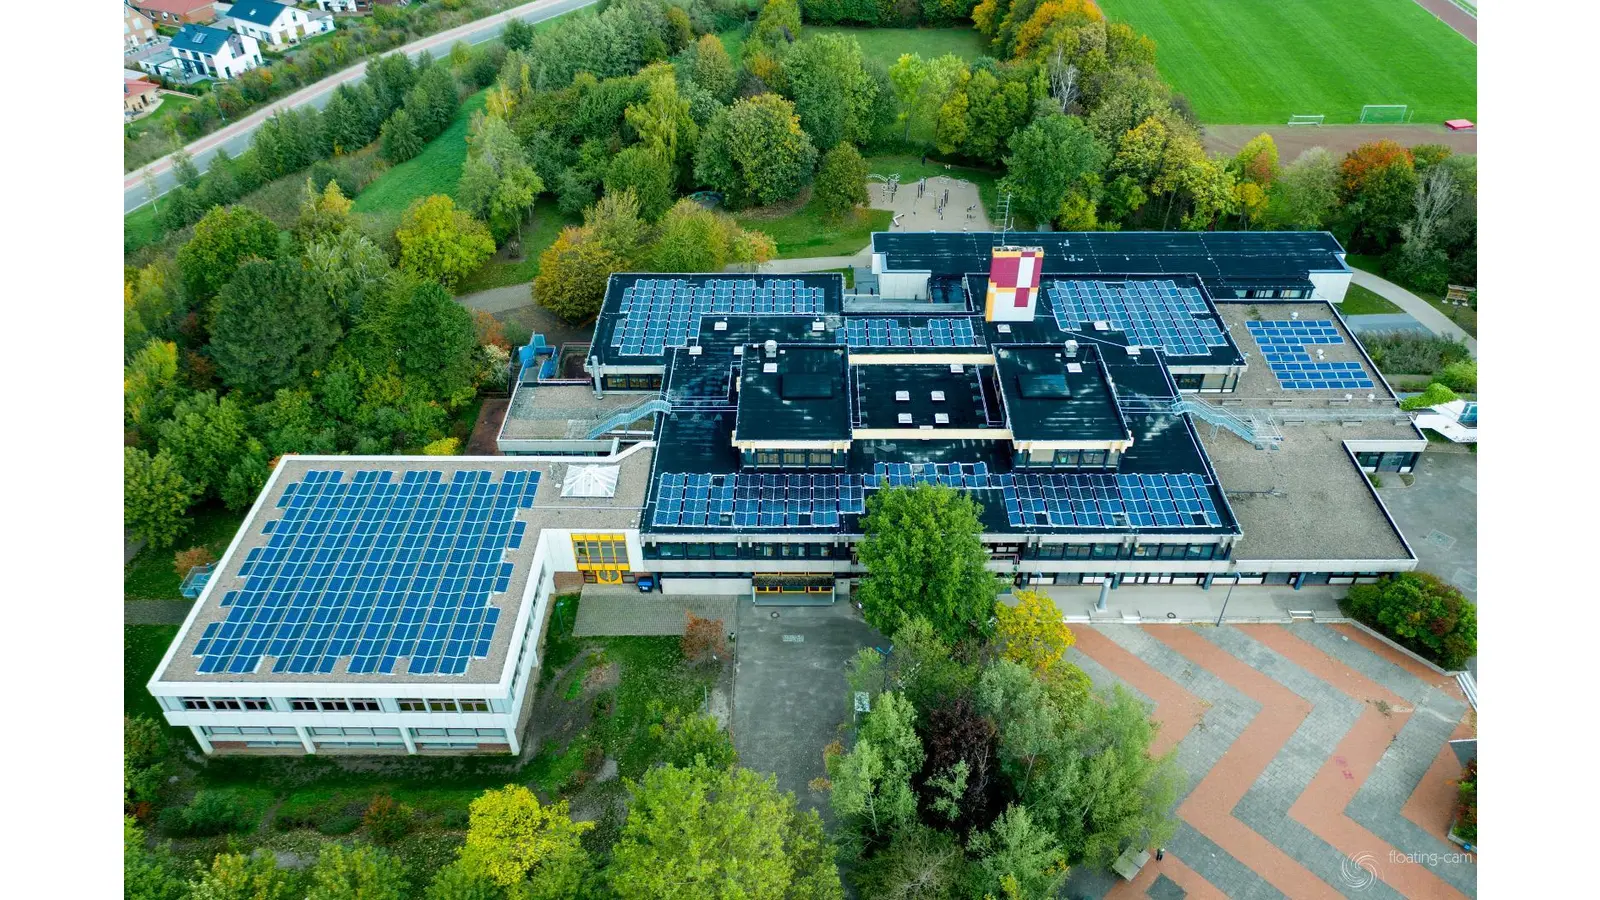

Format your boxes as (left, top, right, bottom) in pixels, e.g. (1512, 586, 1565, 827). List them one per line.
(983, 245, 1044, 323)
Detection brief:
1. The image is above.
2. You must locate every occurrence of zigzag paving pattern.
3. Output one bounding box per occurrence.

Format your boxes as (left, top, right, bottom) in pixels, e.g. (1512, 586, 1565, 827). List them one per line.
(1070, 623, 1475, 900)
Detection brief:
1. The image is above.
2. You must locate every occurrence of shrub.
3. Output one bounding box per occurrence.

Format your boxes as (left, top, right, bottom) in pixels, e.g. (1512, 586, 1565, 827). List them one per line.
(166, 789, 254, 837)
(1437, 359, 1477, 393)
(1454, 759, 1476, 845)
(320, 814, 363, 836)
(173, 545, 217, 576)
(124, 715, 170, 810)
(422, 436, 461, 456)
(1360, 331, 1472, 376)
(1399, 382, 1458, 411)
(648, 709, 738, 770)
(681, 613, 727, 667)
(363, 795, 415, 845)
(1344, 572, 1476, 670)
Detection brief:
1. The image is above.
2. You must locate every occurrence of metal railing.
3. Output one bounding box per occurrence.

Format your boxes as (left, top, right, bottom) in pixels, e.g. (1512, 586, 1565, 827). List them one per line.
(1122, 396, 1283, 449)
(585, 398, 673, 440)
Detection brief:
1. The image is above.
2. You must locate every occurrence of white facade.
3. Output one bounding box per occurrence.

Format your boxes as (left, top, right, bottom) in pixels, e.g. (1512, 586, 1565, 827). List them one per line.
(316, 0, 366, 13)
(226, 3, 313, 47)
(173, 30, 263, 80)
(125, 3, 158, 49)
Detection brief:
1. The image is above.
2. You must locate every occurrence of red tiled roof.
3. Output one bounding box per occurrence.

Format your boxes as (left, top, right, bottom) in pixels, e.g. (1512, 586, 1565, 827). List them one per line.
(126, 79, 159, 97)
(134, 0, 215, 14)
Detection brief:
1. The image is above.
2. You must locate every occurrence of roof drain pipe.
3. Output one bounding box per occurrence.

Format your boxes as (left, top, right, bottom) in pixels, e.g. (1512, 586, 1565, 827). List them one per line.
(590, 355, 602, 399)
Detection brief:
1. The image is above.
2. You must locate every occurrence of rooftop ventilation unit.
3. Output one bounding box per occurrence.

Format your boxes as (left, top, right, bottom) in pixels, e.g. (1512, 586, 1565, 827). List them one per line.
(1066, 362, 1083, 374)
(713, 320, 728, 331)
(733, 345, 744, 356)
(931, 391, 946, 402)
(1093, 321, 1111, 331)
(934, 413, 950, 424)
(764, 339, 778, 357)
(949, 364, 963, 374)
(1064, 339, 1079, 356)
(811, 321, 824, 332)
(997, 324, 1012, 333)
(898, 413, 913, 424)
(1290, 311, 1300, 319)
(1126, 346, 1141, 356)
(688, 346, 702, 356)
(762, 362, 778, 373)
(895, 390, 911, 402)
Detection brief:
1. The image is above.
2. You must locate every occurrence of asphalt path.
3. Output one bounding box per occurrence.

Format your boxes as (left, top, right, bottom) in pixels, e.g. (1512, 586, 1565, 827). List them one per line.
(124, 0, 595, 215)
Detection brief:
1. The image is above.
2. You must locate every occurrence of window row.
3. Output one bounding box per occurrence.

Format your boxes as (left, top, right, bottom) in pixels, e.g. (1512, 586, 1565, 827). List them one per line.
(1017, 449, 1114, 469)
(309, 727, 402, 737)
(396, 698, 490, 713)
(646, 542, 844, 561)
(601, 374, 662, 391)
(181, 696, 273, 711)
(1024, 542, 1230, 561)
(412, 728, 507, 738)
(289, 697, 381, 712)
(747, 449, 845, 469)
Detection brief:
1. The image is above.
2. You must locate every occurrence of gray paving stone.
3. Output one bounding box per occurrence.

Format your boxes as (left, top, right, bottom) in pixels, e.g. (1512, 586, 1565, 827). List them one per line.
(1166, 821, 1287, 900)
(1283, 623, 1435, 704)
(1346, 686, 1476, 896)
(1146, 873, 1186, 900)
(572, 593, 736, 636)
(1072, 651, 1152, 707)
(1204, 628, 1406, 900)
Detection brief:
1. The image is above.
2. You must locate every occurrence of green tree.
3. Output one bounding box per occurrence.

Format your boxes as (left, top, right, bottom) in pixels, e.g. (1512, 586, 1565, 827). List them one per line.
(176, 205, 281, 301)
(188, 852, 299, 900)
(156, 391, 253, 501)
(610, 764, 843, 900)
(294, 178, 354, 243)
(304, 845, 407, 900)
(374, 280, 482, 405)
(785, 33, 878, 150)
(395, 195, 496, 290)
(650, 709, 740, 769)
(380, 108, 424, 162)
(692, 33, 737, 103)
(1267, 146, 1339, 229)
(998, 114, 1109, 227)
(124, 714, 170, 809)
(856, 483, 1003, 643)
(648, 198, 776, 271)
(605, 146, 676, 221)
(967, 805, 1069, 899)
(458, 785, 593, 897)
(533, 226, 627, 323)
(124, 817, 189, 900)
(886, 616, 980, 713)
(304, 228, 394, 319)
(695, 93, 818, 208)
(1344, 572, 1476, 669)
(827, 691, 924, 849)
(211, 258, 342, 395)
(812, 143, 869, 221)
(425, 863, 502, 900)
(125, 447, 194, 549)
(995, 590, 1076, 677)
(125, 338, 182, 435)
(851, 823, 967, 899)
(459, 112, 545, 243)
(1337, 140, 1418, 251)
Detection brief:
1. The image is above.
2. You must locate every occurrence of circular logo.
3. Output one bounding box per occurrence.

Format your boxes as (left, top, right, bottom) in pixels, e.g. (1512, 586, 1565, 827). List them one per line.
(1340, 852, 1380, 890)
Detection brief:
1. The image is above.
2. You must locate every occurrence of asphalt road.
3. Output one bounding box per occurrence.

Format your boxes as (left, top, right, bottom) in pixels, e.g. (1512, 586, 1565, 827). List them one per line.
(123, 0, 595, 215)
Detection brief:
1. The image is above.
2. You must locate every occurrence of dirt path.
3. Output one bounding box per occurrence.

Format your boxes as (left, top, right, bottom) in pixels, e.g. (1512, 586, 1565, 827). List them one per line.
(465, 399, 508, 455)
(1204, 124, 1476, 163)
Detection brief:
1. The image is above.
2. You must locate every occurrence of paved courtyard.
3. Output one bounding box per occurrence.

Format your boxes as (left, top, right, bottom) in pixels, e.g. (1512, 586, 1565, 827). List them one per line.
(731, 602, 884, 819)
(1376, 450, 1478, 603)
(1067, 623, 1475, 900)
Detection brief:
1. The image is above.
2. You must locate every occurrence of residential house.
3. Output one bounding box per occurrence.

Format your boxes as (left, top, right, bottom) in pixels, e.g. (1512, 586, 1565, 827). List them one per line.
(133, 0, 217, 25)
(125, 2, 158, 49)
(305, 6, 338, 35)
(222, 0, 321, 48)
(315, 0, 368, 11)
(171, 24, 263, 80)
(125, 79, 160, 116)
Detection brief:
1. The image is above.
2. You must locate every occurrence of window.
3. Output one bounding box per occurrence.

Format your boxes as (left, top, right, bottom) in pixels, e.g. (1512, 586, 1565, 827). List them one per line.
(242, 698, 271, 711)
(414, 728, 446, 736)
(809, 450, 836, 466)
(782, 450, 808, 467)
(290, 698, 317, 711)
(182, 697, 208, 710)
(319, 699, 350, 712)
(350, 699, 380, 712)
(1080, 450, 1108, 467)
(212, 698, 243, 711)
(397, 698, 426, 712)
(447, 728, 478, 737)
(458, 699, 489, 713)
(572, 535, 629, 582)
(755, 450, 782, 467)
(713, 543, 737, 559)
(427, 698, 456, 712)
(1090, 544, 1122, 560)
(687, 543, 712, 559)
(476, 728, 507, 738)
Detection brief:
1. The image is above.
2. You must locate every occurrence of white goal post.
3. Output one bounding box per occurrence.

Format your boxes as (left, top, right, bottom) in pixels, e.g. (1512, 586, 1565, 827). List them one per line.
(1359, 104, 1410, 124)
(1287, 114, 1324, 126)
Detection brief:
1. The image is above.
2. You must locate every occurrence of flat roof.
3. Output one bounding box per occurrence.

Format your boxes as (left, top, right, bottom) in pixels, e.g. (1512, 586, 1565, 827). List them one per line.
(873, 231, 1348, 284)
(154, 452, 651, 686)
(591, 273, 845, 369)
(499, 381, 657, 441)
(1216, 302, 1395, 403)
(1199, 424, 1413, 563)
(994, 344, 1128, 444)
(854, 364, 996, 431)
(734, 345, 851, 443)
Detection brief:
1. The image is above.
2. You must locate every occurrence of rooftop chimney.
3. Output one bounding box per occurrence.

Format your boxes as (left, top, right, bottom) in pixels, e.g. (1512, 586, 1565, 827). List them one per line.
(764, 339, 778, 357)
(984, 246, 1043, 323)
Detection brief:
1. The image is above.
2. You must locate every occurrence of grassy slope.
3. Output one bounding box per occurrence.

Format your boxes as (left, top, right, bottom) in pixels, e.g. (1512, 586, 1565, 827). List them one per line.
(808, 26, 987, 66)
(353, 88, 489, 218)
(1338, 283, 1403, 315)
(737, 201, 893, 258)
(1096, 0, 1476, 124)
(454, 202, 581, 293)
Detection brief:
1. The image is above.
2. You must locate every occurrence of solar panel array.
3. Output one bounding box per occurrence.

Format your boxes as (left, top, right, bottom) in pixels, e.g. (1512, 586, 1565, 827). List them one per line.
(1002, 473, 1222, 529)
(192, 469, 538, 677)
(839, 318, 984, 349)
(610, 279, 828, 357)
(652, 465, 1224, 531)
(1246, 320, 1376, 391)
(1045, 280, 1228, 357)
(652, 473, 867, 528)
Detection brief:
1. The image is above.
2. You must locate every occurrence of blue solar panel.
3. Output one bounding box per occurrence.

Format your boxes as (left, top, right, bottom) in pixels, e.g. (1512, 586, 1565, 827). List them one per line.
(651, 464, 1220, 531)
(1245, 321, 1375, 390)
(839, 317, 984, 349)
(192, 469, 538, 677)
(1045, 279, 1227, 357)
(611, 279, 827, 357)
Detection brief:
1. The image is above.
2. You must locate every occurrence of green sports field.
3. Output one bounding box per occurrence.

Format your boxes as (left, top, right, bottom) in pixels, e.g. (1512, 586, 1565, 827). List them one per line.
(1096, 0, 1476, 124)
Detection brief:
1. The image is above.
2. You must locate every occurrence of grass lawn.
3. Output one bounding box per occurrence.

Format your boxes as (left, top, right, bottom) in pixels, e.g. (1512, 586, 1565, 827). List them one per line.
(126, 625, 182, 722)
(714, 24, 748, 62)
(125, 505, 249, 601)
(1347, 253, 1477, 336)
(353, 88, 489, 221)
(454, 202, 581, 294)
(737, 199, 892, 259)
(808, 26, 987, 67)
(1339, 283, 1403, 315)
(1096, 0, 1476, 124)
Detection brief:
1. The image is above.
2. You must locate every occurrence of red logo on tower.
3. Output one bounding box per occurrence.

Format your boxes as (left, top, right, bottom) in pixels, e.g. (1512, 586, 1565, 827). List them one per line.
(984, 246, 1044, 322)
